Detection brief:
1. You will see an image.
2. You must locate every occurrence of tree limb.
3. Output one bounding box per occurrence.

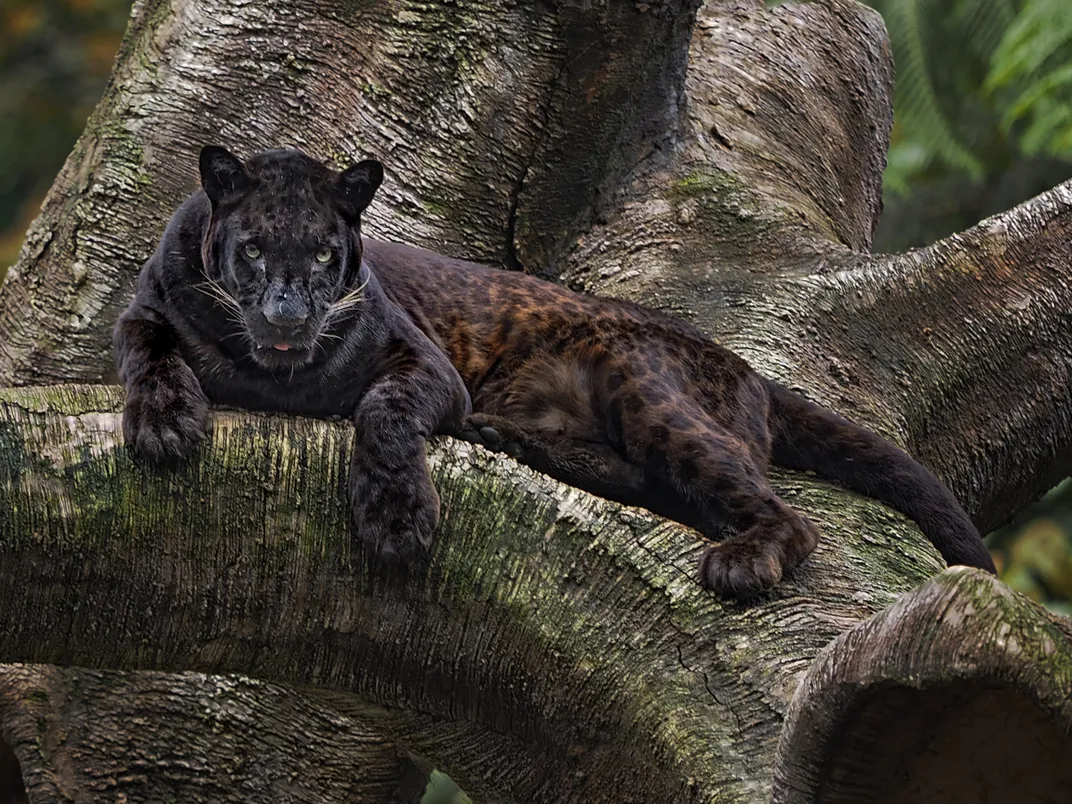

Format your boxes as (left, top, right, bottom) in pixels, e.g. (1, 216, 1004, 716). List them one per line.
(772, 568, 1072, 803)
(0, 384, 951, 802)
(0, 664, 411, 804)
(560, 0, 1072, 529)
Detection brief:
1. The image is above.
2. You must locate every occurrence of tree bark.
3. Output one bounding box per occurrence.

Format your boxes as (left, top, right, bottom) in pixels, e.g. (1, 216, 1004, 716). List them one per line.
(1, 0, 1070, 801)
(0, 665, 410, 803)
(771, 569, 1072, 804)
(0, 384, 950, 802)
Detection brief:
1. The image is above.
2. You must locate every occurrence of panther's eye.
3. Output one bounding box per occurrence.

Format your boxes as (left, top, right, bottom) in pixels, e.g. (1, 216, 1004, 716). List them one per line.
(243, 243, 261, 260)
(315, 247, 333, 264)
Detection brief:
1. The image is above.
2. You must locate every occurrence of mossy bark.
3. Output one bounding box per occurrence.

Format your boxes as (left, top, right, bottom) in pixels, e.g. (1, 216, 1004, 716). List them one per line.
(1, 0, 1071, 801)
(772, 569, 1072, 803)
(0, 384, 948, 802)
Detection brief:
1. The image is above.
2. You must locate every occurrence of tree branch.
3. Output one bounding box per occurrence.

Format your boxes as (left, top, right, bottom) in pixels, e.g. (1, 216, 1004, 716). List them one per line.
(783, 185, 1072, 530)
(772, 568, 1072, 803)
(0, 384, 951, 802)
(558, 0, 1072, 527)
(0, 665, 410, 803)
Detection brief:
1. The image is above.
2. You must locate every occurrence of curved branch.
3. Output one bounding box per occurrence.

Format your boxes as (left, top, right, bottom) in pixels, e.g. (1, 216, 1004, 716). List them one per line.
(675, 0, 893, 251)
(561, 0, 894, 301)
(783, 184, 1072, 529)
(772, 568, 1072, 803)
(0, 385, 949, 803)
(0, 665, 408, 803)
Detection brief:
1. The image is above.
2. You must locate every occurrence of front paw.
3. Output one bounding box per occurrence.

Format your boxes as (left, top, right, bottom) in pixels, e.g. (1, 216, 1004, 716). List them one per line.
(350, 463, 441, 567)
(456, 414, 524, 458)
(123, 365, 210, 463)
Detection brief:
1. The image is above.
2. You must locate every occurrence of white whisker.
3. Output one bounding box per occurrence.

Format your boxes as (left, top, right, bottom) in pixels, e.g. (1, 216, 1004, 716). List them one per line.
(327, 273, 371, 320)
(194, 277, 242, 314)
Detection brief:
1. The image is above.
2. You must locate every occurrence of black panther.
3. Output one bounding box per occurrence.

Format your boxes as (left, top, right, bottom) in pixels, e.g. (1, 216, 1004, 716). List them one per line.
(115, 146, 995, 598)
(114, 146, 471, 564)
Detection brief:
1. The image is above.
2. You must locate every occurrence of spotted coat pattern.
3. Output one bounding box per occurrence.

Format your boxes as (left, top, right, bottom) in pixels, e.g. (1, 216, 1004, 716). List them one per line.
(367, 240, 996, 597)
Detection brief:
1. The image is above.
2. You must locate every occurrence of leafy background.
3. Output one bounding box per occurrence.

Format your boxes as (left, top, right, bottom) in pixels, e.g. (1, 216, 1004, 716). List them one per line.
(2, 0, 1071, 623)
(0, 0, 131, 269)
(869, 0, 1072, 256)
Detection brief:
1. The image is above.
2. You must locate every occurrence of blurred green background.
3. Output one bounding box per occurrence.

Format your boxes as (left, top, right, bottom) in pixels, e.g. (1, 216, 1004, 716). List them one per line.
(0, 0, 131, 268)
(2, 0, 1071, 614)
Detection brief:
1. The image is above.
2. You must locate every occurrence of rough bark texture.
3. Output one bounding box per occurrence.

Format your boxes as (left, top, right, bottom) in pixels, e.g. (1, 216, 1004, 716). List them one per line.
(0, 0, 700, 385)
(772, 569, 1072, 803)
(0, 665, 408, 803)
(558, 0, 1072, 532)
(1, 0, 1070, 801)
(0, 384, 951, 803)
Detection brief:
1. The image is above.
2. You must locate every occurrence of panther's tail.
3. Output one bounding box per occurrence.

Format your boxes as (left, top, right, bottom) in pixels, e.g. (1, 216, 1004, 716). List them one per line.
(765, 379, 995, 572)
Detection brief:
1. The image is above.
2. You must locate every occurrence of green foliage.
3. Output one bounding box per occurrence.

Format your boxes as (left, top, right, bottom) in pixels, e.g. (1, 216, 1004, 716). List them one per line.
(865, 0, 1016, 191)
(988, 480, 1072, 617)
(866, 0, 1072, 192)
(986, 0, 1072, 158)
(882, 0, 998, 186)
(422, 770, 473, 804)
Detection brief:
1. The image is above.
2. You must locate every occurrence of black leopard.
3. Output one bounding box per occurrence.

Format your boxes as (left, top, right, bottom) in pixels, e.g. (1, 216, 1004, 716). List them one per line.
(115, 146, 996, 598)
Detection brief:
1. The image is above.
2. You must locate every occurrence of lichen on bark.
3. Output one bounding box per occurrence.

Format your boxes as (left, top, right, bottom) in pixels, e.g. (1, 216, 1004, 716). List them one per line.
(0, 385, 949, 802)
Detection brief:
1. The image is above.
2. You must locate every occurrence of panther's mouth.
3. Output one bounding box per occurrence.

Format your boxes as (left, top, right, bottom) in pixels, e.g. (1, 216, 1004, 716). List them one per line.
(251, 342, 313, 368)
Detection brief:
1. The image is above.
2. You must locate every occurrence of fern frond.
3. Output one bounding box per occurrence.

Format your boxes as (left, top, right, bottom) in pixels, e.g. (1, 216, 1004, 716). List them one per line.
(986, 0, 1072, 91)
(1001, 63, 1072, 127)
(986, 0, 1072, 158)
(872, 0, 985, 179)
(952, 0, 1016, 64)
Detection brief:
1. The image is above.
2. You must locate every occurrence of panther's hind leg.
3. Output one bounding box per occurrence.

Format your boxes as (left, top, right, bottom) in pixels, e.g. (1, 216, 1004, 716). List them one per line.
(456, 412, 648, 506)
(619, 398, 820, 599)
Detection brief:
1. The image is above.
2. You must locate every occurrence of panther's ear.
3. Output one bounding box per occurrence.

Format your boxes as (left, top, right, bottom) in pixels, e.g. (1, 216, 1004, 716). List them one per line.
(336, 159, 384, 222)
(199, 145, 250, 205)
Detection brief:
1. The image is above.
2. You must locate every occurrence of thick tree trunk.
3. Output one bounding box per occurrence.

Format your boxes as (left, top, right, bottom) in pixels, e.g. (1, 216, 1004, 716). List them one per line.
(1, 0, 1070, 801)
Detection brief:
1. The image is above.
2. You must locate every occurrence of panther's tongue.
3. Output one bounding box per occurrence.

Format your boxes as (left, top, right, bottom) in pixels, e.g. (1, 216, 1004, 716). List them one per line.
(273, 343, 291, 352)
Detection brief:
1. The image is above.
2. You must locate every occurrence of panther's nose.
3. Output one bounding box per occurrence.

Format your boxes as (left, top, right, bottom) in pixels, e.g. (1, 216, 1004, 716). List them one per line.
(263, 296, 308, 331)
(264, 310, 308, 330)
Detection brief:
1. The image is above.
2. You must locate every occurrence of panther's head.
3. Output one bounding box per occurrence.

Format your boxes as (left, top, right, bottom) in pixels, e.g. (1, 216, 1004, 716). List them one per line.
(198, 145, 383, 369)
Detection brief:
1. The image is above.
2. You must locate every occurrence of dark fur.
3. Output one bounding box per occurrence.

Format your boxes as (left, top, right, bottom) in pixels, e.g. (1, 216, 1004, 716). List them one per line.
(367, 242, 996, 596)
(115, 148, 471, 564)
(116, 147, 995, 598)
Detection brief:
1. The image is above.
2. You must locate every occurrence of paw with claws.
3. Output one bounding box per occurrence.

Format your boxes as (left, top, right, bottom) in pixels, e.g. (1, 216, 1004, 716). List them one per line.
(456, 413, 527, 458)
(349, 458, 440, 568)
(123, 360, 210, 463)
(698, 512, 818, 600)
(699, 539, 785, 601)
